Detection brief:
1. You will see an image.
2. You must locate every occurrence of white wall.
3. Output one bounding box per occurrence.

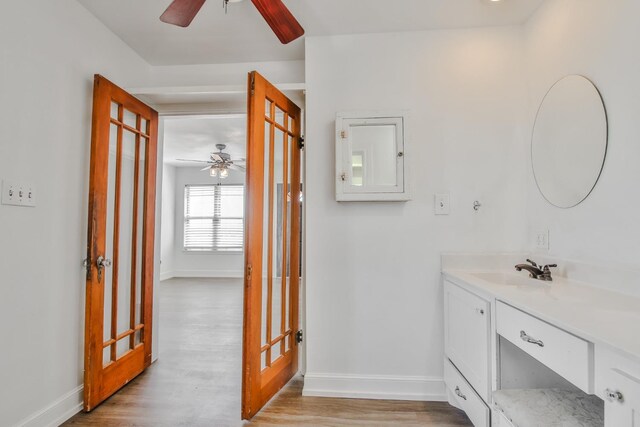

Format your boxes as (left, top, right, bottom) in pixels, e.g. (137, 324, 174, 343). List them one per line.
(169, 167, 246, 278)
(134, 60, 306, 115)
(160, 164, 176, 280)
(303, 29, 529, 399)
(146, 60, 305, 88)
(0, 1, 150, 426)
(523, 0, 640, 270)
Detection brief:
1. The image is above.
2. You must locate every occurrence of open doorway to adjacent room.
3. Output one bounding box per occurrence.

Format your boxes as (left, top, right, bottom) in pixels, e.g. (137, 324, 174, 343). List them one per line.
(68, 76, 307, 425)
(156, 113, 248, 421)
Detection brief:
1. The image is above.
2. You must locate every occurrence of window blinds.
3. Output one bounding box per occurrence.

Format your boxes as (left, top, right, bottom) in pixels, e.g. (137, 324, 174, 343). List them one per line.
(184, 185, 244, 251)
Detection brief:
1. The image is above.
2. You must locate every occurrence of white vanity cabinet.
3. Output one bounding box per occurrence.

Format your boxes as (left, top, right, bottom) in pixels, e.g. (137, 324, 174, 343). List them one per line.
(603, 368, 640, 425)
(444, 281, 491, 400)
(444, 280, 492, 426)
(596, 347, 640, 426)
(442, 263, 640, 427)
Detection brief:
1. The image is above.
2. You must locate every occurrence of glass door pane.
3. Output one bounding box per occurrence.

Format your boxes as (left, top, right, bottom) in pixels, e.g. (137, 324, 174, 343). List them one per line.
(102, 105, 148, 362)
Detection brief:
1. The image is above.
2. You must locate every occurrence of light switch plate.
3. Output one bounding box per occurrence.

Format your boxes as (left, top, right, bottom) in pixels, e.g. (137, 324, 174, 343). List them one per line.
(535, 229, 550, 251)
(2, 180, 36, 207)
(435, 193, 450, 215)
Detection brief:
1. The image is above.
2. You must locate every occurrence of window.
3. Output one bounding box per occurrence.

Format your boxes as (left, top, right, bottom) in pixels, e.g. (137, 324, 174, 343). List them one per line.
(184, 185, 244, 252)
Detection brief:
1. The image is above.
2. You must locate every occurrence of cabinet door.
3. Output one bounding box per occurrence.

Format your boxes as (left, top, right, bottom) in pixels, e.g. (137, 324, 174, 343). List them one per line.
(604, 368, 640, 426)
(444, 280, 491, 401)
(335, 112, 410, 202)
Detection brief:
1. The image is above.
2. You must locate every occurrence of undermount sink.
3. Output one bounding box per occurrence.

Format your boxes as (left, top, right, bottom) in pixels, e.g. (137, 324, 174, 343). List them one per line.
(469, 272, 552, 288)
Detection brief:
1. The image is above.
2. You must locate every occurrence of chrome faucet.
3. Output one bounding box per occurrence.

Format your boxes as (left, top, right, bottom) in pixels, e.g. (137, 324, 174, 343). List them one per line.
(515, 259, 557, 281)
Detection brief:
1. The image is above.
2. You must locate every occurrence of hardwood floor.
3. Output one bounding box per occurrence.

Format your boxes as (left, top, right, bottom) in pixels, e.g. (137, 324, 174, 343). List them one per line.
(250, 377, 472, 426)
(65, 278, 471, 427)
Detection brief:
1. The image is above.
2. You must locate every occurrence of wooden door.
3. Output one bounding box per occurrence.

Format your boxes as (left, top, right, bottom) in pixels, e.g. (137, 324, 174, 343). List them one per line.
(83, 75, 158, 411)
(242, 71, 302, 419)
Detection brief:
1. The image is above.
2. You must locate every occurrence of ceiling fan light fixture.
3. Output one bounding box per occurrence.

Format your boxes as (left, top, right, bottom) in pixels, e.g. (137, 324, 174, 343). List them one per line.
(209, 167, 218, 177)
(219, 168, 230, 179)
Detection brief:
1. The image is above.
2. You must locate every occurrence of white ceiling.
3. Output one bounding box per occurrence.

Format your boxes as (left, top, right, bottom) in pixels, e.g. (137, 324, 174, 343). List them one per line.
(78, 0, 545, 66)
(163, 114, 246, 166)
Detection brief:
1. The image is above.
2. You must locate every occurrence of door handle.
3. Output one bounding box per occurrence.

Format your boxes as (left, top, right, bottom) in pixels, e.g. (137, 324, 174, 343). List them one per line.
(605, 389, 624, 403)
(520, 330, 544, 347)
(96, 256, 112, 283)
(454, 386, 467, 401)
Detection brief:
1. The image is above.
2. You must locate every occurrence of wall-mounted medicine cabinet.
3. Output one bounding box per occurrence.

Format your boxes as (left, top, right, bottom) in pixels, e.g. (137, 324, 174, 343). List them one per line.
(335, 111, 409, 201)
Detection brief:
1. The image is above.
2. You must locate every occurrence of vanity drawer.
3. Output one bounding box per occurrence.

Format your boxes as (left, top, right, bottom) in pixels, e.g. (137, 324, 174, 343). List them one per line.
(445, 358, 490, 427)
(496, 301, 593, 393)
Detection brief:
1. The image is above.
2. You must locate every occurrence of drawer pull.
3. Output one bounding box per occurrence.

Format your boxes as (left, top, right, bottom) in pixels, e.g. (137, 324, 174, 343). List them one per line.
(605, 389, 624, 403)
(455, 386, 467, 400)
(520, 330, 544, 347)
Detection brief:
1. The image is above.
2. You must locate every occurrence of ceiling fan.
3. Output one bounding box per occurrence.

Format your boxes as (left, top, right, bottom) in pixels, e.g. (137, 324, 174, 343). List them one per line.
(160, 0, 305, 44)
(177, 144, 246, 179)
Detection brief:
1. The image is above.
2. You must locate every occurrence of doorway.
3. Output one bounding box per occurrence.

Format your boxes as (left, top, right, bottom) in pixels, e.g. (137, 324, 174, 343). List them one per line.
(77, 74, 305, 423)
(152, 76, 307, 420)
(157, 113, 250, 420)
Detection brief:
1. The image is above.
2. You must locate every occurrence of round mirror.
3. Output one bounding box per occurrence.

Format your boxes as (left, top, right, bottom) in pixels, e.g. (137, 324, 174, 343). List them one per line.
(532, 75, 608, 208)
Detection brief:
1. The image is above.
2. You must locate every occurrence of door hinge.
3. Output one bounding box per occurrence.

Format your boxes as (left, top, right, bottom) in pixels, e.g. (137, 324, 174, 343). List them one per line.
(83, 257, 91, 280)
(250, 74, 255, 96)
(247, 264, 253, 279)
(298, 136, 305, 150)
(340, 130, 347, 139)
(295, 330, 303, 344)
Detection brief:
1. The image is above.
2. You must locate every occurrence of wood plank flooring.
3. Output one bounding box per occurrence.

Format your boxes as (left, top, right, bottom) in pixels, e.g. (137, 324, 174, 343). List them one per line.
(65, 278, 471, 427)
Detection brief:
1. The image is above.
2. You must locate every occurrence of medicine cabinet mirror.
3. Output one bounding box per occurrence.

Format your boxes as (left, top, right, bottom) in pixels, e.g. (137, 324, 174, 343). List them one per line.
(335, 112, 409, 201)
(531, 75, 608, 208)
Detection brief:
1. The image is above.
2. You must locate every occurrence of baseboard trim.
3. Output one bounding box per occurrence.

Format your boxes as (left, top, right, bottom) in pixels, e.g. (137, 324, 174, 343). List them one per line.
(16, 385, 83, 427)
(160, 271, 175, 281)
(302, 373, 446, 401)
(171, 270, 243, 279)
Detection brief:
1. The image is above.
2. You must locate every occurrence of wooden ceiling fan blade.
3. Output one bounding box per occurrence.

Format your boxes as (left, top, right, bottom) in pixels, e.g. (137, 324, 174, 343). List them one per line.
(251, 0, 305, 44)
(160, 0, 206, 27)
(201, 166, 213, 171)
(229, 164, 246, 172)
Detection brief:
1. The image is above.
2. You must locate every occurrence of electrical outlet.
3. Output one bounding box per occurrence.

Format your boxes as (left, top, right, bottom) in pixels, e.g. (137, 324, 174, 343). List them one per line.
(2, 180, 36, 207)
(435, 193, 450, 215)
(535, 229, 550, 251)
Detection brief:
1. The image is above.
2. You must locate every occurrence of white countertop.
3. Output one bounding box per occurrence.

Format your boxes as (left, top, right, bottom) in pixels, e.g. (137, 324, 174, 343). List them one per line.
(442, 269, 640, 364)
